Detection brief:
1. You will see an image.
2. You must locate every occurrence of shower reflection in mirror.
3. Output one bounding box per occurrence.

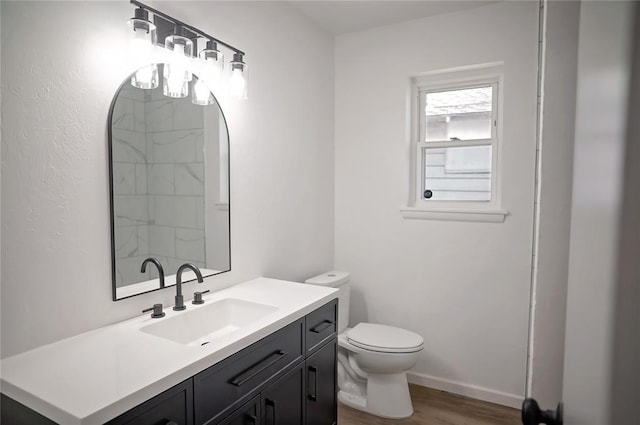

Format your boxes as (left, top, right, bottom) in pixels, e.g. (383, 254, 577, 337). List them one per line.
(109, 66, 230, 300)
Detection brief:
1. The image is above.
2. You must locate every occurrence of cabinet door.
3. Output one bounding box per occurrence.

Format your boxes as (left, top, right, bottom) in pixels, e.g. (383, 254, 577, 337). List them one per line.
(305, 339, 337, 425)
(217, 396, 260, 425)
(106, 379, 193, 425)
(261, 363, 304, 425)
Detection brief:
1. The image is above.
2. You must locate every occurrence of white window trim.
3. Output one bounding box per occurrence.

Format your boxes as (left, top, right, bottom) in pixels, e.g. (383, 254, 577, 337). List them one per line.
(402, 64, 508, 223)
(400, 206, 508, 223)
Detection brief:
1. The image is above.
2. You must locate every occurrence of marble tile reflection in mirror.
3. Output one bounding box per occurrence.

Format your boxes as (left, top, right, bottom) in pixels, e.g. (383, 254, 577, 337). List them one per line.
(109, 66, 230, 300)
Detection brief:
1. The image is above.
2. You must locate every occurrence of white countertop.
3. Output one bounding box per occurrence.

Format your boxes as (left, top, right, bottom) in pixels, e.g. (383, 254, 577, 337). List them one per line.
(0, 278, 337, 424)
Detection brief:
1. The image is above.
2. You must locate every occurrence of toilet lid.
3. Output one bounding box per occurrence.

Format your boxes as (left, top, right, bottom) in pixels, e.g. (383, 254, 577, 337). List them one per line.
(347, 323, 424, 353)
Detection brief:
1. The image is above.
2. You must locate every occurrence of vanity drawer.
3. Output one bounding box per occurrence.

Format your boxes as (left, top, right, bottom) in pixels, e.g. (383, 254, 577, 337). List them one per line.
(305, 299, 338, 355)
(194, 319, 304, 425)
(106, 379, 193, 425)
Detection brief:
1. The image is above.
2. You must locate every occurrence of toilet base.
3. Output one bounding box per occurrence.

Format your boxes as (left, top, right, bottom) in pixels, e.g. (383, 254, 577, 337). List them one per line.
(338, 371, 414, 419)
(338, 390, 367, 411)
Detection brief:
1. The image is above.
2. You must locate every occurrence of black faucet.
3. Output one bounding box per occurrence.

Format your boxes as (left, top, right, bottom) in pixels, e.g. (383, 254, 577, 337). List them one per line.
(174, 263, 204, 311)
(141, 257, 165, 288)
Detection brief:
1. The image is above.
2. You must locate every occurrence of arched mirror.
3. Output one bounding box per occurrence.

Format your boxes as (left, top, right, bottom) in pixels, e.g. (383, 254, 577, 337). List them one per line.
(108, 64, 230, 300)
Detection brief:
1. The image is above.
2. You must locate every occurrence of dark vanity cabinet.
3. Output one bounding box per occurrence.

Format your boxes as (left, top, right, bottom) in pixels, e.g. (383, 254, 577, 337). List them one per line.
(193, 318, 305, 424)
(304, 299, 338, 425)
(106, 380, 193, 425)
(261, 363, 305, 425)
(194, 298, 338, 425)
(214, 342, 335, 425)
(305, 339, 337, 425)
(2, 299, 338, 425)
(216, 396, 260, 425)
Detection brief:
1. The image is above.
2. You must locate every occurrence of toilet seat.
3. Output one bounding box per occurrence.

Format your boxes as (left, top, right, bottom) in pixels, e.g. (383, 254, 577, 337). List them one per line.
(347, 323, 424, 353)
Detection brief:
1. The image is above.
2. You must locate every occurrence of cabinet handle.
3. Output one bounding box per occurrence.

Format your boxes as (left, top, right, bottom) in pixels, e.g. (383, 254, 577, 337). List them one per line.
(265, 398, 276, 425)
(310, 320, 333, 333)
(308, 365, 318, 401)
(229, 350, 286, 386)
(245, 414, 257, 424)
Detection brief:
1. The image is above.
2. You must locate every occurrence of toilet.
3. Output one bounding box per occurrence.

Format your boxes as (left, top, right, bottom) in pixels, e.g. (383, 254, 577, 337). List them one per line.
(305, 271, 424, 419)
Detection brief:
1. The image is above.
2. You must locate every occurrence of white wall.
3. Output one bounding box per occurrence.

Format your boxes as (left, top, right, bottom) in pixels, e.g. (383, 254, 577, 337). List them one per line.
(527, 0, 580, 407)
(0, 1, 334, 358)
(335, 1, 539, 406)
(562, 2, 634, 423)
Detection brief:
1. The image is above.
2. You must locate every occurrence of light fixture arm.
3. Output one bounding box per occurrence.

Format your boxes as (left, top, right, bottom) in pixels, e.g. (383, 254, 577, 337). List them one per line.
(130, 0, 245, 56)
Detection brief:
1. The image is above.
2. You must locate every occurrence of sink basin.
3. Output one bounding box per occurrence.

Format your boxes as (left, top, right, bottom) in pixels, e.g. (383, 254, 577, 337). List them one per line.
(140, 298, 278, 346)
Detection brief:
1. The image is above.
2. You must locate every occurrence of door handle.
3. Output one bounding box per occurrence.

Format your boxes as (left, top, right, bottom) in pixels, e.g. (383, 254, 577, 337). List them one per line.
(522, 398, 563, 425)
(308, 365, 318, 401)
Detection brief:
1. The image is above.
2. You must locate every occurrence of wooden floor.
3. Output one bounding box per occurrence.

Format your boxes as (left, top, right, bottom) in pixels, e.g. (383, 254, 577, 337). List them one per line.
(338, 384, 521, 425)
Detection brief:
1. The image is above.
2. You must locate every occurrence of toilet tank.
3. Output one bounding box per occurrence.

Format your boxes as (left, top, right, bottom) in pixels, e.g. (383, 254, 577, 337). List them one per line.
(305, 271, 350, 333)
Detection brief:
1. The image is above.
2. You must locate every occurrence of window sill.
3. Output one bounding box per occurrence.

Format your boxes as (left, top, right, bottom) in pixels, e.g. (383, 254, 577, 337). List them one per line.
(400, 207, 508, 223)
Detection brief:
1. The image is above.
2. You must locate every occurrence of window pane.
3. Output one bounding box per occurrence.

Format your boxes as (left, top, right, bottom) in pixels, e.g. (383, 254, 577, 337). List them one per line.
(424, 86, 493, 142)
(423, 146, 492, 201)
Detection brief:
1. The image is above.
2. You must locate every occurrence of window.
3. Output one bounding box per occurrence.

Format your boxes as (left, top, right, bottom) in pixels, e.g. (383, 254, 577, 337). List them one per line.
(403, 66, 507, 222)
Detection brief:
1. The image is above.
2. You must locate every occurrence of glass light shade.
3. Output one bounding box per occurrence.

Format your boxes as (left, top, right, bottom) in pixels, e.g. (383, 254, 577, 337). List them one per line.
(165, 34, 193, 56)
(164, 34, 193, 84)
(230, 54, 248, 100)
(163, 71, 189, 98)
(128, 10, 157, 90)
(199, 42, 224, 89)
(192, 78, 215, 106)
(128, 15, 157, 60)
(131, 64, 159, 89)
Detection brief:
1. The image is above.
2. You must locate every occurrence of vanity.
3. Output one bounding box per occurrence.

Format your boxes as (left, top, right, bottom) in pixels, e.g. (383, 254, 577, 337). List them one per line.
(0, 5, 340, 424)
(1, 279, 338, 425)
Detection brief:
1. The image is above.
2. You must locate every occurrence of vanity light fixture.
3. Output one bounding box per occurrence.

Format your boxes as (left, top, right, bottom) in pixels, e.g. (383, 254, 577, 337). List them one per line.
(192, 40, 223, 105)
(199, 40, 224, 90)
(127, 0, 248, 101)
(163, 25, 193, 98)
(128, 7, 159, 89)
(230, 53, 248, 100)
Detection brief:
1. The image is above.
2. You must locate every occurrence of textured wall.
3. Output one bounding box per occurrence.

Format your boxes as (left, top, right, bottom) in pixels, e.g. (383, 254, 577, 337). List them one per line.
(1, 1, 334, 358)
(335, 1, 538, 406)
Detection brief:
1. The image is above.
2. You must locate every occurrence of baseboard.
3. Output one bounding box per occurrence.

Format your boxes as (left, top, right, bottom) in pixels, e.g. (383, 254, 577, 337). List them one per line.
(407, 371, 524, 409)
